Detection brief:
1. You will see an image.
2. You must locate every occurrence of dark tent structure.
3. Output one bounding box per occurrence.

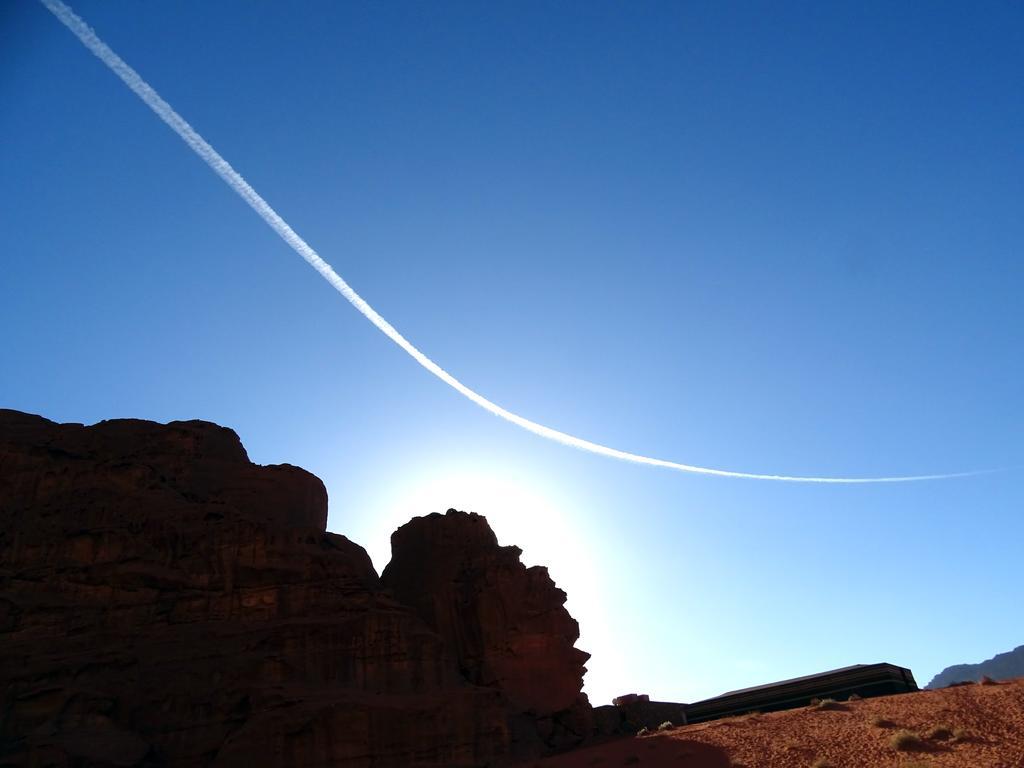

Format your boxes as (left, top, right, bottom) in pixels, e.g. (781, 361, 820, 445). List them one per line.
(602, 662, 919, 732)
(683, 662, 918, 723)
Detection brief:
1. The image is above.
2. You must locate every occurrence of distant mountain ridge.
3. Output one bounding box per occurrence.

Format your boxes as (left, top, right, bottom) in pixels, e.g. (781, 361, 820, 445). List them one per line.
(926, 644, 1024, 689)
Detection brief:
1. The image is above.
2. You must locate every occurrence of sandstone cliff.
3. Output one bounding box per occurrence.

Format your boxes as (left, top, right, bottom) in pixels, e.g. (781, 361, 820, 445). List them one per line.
(383, 510, 594, 757)
(0, 409, 590, 766)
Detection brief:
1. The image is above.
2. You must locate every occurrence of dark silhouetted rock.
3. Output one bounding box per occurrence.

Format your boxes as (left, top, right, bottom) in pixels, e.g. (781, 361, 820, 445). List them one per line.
(381, 509, 593, 758)
(926, 645, 1024, 689)
(3, 410, 585, 766)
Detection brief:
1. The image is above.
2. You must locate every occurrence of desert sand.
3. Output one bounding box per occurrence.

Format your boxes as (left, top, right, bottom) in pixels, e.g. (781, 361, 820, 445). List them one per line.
(535, 678, 1024, 768)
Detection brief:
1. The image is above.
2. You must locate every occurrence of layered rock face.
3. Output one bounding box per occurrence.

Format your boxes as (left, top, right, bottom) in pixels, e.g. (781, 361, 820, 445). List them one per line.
(0, 410, 589, 766)
(382, 510, 593, 757)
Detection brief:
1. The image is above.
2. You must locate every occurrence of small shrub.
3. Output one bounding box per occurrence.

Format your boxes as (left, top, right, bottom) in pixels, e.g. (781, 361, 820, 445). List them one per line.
(979, 675, 998, 685)
(952, 727, 970, 742)
(636, 727, 649, 736)
(811, 759, 834, 768)
(925, 725, 953, 741)
(847, 693, 862, 701)
(890, 730, 924, 751)
(657, 720, 673, 731)
(871, 715, 896, 728)
(809, 697, 821, 706)
(812, 698, 844, 711)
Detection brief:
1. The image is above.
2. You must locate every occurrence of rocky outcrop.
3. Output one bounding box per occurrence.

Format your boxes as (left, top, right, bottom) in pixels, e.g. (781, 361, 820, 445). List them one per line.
(0, 410, 590, 766)
(382, 509, 593, 758)
(926, 645, 1024, 688)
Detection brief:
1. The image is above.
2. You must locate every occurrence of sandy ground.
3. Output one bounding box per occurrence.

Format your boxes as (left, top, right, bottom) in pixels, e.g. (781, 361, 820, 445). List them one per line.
(534, 678, 1024, 768)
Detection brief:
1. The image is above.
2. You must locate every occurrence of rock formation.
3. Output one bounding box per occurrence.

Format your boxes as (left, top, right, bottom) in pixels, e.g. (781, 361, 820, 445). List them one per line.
(926, 644, 1024, 689)
(0, 409, 590, 766)
(382, 510, 593, 757)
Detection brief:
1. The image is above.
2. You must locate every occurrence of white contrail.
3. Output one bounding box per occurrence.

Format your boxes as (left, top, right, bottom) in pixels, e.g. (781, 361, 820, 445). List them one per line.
(39, 0, 993, 483)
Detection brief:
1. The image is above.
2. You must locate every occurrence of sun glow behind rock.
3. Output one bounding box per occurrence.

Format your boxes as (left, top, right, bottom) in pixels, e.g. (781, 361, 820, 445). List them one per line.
(364, 463, 622, 702)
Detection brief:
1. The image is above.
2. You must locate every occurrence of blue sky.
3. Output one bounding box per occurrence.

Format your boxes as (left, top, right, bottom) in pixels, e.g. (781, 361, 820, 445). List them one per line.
(2, 0, 1022, 703)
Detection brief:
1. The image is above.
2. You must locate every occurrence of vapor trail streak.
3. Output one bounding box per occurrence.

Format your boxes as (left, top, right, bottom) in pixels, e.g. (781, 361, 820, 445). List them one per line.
(39, 0, 992, 483)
